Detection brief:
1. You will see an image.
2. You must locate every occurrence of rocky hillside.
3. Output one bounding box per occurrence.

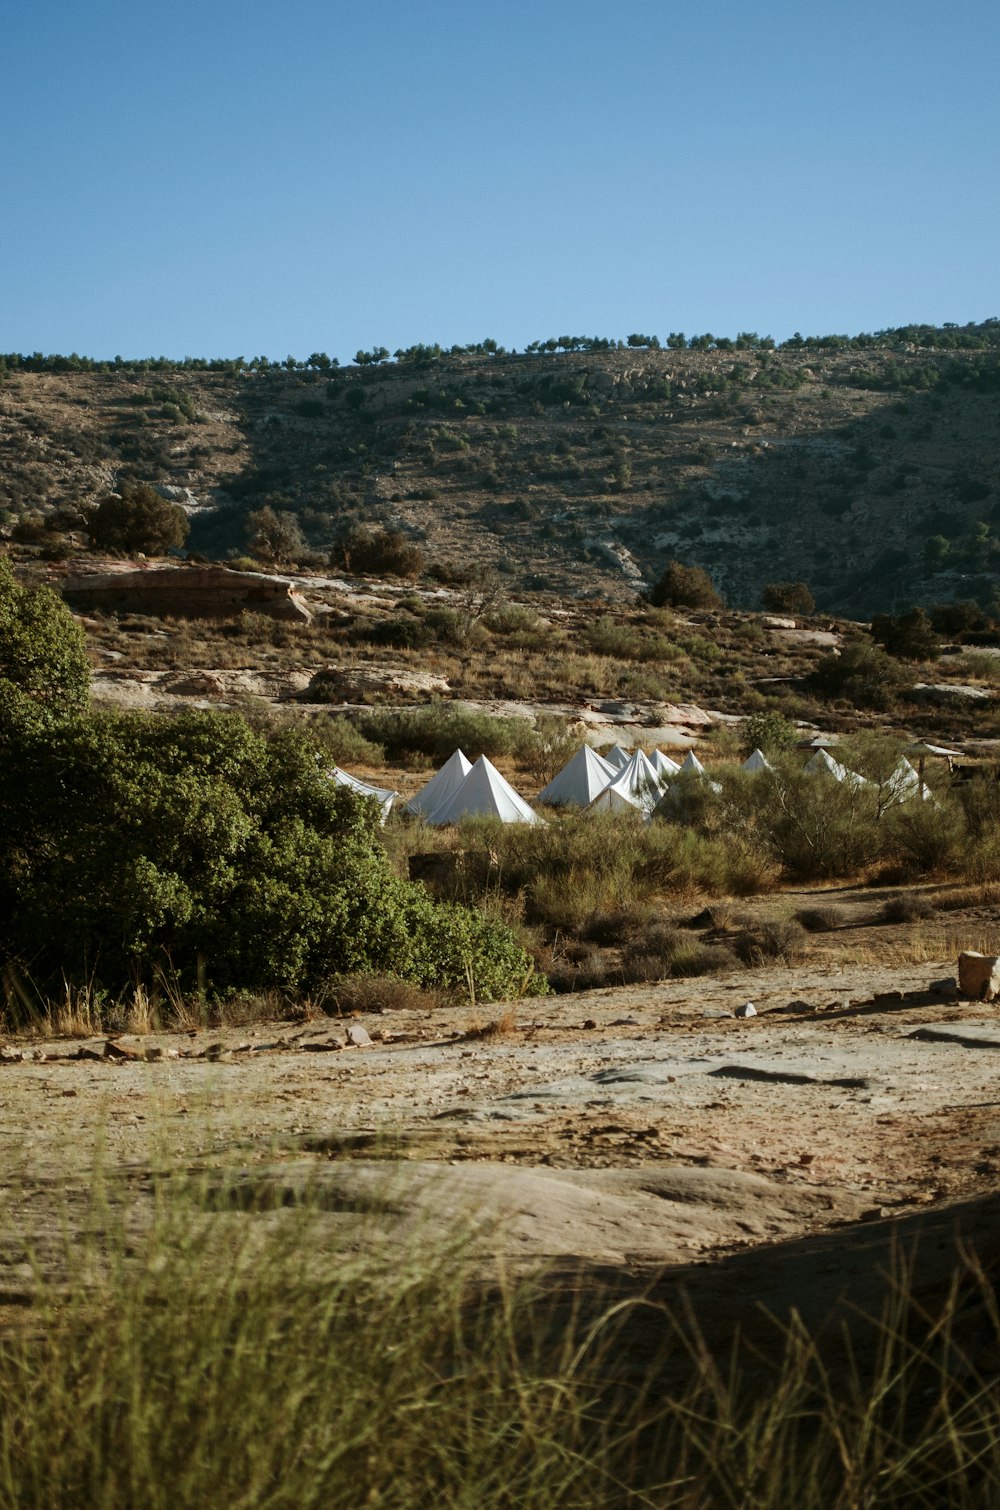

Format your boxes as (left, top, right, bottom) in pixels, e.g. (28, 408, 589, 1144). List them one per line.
(3, 330, 999, 615)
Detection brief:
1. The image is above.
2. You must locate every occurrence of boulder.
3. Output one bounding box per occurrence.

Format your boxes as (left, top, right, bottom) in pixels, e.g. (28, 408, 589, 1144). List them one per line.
(958, 951, 1000, 1001)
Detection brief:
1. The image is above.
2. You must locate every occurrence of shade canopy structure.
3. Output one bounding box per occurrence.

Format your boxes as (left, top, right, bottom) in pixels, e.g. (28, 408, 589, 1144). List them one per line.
(602, 744, 632, 772)
(587, 748, 664, 816)
(796, 733, 841, 751)
(649, 749, 682, 778)
(330, 766, 399, 823)
(404, 749, 472, 819)
(903, 741, 961, 798)
(425, 755, 542, 826)
(538, 745, 616, 807)
(742, 748, 773, 773)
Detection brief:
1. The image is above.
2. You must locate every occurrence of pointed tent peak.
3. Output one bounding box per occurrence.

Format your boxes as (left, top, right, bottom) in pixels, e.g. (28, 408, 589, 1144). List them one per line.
(404, 747, 472, 818)
(426, 754, 541, 826)
(538, 745, 616, 807)
(649, 748, 681, 777)
(742, 748, 773, 773)
(603, 744, 632, 772)
(803, 748, 849, 780)
(680, 751, 706, 775)
(588, 750, 662, 815)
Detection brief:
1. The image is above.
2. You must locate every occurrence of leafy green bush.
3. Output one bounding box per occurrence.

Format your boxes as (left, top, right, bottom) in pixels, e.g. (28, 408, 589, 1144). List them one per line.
(0, 706, 540, 1002)
(87, 481, 189, 554)
(0, 558, 90, 715)
(649, 559, 722, 610)
(357, 705, 536, 763)
(761, 581, 815, 615)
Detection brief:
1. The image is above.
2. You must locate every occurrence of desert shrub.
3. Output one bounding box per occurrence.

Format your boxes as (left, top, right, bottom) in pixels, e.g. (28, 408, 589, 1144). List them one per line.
(732, 917, 807, 965)
(359, 616, 435, 650)
(880, 893, 936, 924)
(357, 705, 535, 764)
(740, 710, 798, 758)
(762, 581, 815, 615)
(245, 506, 306, 565)
(87, 481, 189, 554)
(334, 526, 425, 579)
(870, 608, 941, 661)
(929, 599, 987, 636)
(709, 765, 885, 882)
(620, 922, 686, 981)
(0, 558, 90, 716)
(882, 796, 967, 876)
(308, 716, 385, 768)
(808, 637, 905, 710)
(320, 972, 440, 1014)
(0, 706, 541, 1003)
(795, 906, 841, 932)
(648, 559, 722, 610)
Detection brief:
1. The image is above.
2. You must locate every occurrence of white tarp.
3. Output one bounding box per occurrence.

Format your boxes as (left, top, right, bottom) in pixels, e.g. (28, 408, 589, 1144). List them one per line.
(426, 754, 542, 826)
(742, 748, 773, 773)
(679, 751, 707, 776)
(405, 748, 472, 818)
(539, 746, 616, 807)
(330, 766, 399, 823)
(588, 748, 664, 816)
(886, 757, 934, 803)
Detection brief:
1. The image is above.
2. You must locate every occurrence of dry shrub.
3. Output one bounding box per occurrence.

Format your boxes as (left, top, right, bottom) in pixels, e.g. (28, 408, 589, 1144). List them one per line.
(733, 917, 808, 966)
(321, 973, 442, 1015)
(880, 893, 937, 924)
(795, 906, 842, 932)
(461, 1007, 518, 1039)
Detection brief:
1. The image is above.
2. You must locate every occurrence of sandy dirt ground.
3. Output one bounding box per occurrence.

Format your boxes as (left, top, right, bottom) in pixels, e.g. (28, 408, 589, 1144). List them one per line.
(3, 947, 1000, 1367)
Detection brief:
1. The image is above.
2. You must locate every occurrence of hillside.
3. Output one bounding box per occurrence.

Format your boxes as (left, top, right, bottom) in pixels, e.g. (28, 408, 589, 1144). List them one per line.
(2, 328, 1000, 615)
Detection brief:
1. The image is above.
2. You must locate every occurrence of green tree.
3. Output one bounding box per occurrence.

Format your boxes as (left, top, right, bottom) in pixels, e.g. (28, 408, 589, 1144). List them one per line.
(809, 636, 905, 710)
(761, 581, 815, 615)
(870, 608, 940, 661)
(649, 560, 722, 610)
(0, 706, 540, 1001)
(245, 506, 307, 565)
(739, 710, 797, 759)
(0, 557, 89, 715)
(87, 481, 189, 554)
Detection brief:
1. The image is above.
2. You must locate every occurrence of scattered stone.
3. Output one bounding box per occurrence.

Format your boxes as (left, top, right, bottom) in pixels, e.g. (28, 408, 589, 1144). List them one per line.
(104, 1040, 144, 1062)
(346, 1024, 373, 1048)
(144, 1046, 163, 1062)
(582, 1019, 598, 1030)
(702, 1008, 735, 1019)
(958, 952, 1000, 1002)
(735, 1002, 757, 1019)
(0, 1047, 24, 1064)
(872, 991, 904, 1004)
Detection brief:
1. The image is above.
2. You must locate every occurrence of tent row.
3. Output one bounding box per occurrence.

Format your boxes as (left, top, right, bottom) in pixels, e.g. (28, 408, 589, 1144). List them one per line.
(330, 742, 938, 831)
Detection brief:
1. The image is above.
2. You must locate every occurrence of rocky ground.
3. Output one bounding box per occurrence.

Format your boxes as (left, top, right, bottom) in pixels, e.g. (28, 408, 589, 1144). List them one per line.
(4, 938, 1000, 1365)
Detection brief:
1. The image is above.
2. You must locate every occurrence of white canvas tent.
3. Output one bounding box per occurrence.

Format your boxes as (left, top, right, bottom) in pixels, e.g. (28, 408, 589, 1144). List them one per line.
(886, 757, 934, 804)
(538, 746, 616, 807)
(803, 748, 871, 791)
(649, 749, 681, 778)
(679, 751, 707, 776)
(588, 748, 664, 816)
(405, 748, 472, 818)
(426, 755, 542, 826)
(330, 766, 399, 823)
(742, 748, 773, 773)
(602, 744, 632, 772)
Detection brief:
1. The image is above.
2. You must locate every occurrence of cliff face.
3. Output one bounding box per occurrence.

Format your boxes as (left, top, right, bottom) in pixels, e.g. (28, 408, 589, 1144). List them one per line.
(3, 342, 999, 614)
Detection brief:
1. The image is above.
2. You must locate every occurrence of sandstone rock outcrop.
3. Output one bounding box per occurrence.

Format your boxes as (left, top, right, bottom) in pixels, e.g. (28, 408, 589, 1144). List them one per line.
(61, 565, 312, 622)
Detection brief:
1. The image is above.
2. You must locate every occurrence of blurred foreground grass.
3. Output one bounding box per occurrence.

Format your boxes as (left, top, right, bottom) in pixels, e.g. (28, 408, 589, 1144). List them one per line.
(0, 1169, 998, 1507)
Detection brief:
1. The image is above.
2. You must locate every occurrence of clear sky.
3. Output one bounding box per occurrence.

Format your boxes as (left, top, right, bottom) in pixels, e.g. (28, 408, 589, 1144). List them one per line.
(3, 0, 997, 361)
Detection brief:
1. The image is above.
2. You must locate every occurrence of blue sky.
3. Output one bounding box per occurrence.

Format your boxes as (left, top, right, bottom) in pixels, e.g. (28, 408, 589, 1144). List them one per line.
(3, 0, 997, 360)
